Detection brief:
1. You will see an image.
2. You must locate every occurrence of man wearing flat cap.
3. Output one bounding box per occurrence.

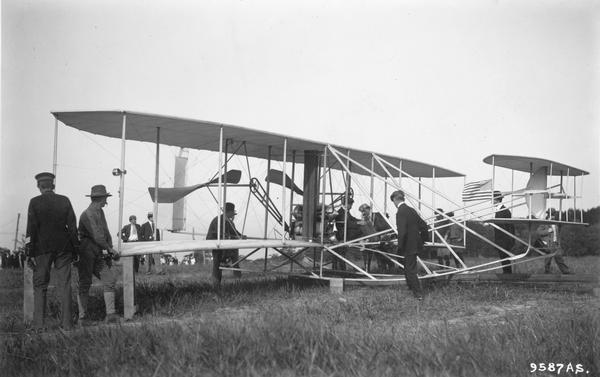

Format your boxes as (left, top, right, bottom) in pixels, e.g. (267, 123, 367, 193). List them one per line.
(206, 202, 246, 287)
(77, 184, 121, 324)
(25, 172, 79, 330)
(390, 190, 427, 300)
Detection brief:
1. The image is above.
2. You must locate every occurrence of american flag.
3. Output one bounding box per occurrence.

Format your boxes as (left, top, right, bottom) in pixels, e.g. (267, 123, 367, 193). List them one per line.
(462, 179, 493, 202)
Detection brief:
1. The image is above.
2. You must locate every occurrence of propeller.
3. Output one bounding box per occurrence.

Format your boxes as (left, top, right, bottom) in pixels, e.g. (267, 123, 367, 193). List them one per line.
(265, 169, 303, 196)
(148, 170, 242, 203)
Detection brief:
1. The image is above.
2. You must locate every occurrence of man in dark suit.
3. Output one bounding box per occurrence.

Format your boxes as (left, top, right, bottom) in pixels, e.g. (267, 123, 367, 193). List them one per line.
(493, 191, 515, 274)
(25, 172, 79, 330)
(141, 212, 163, 274)
(207, 202, 246, 287)
(333, 197, 362, 271)
(121, 215, 142, 273)
(391, 190, 427, 299)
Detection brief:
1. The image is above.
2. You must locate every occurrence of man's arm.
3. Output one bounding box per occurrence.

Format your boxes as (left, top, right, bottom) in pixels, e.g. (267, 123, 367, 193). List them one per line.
(396, 208, 407, 253)
(81, 210, 112, 250)
(121, 225, 129, 242)
(66, 199, 80, 249)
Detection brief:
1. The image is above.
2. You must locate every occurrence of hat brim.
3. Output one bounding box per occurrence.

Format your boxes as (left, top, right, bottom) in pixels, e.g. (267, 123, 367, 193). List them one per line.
(86, 193, 112, 197)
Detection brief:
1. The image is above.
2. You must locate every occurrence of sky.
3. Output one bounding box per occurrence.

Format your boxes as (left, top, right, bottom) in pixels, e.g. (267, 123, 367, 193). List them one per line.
(1, 0, 599, 249)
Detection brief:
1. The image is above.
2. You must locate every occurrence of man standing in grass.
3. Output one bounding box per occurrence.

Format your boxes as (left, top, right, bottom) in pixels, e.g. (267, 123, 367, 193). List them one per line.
(390, 190, 427, 300)
(207, 202, 245, 288)
(537, 209, 571, 274)
(25, 172, 79, 330)
(493, 191, 515, 274)
(77, 184, 121, 324)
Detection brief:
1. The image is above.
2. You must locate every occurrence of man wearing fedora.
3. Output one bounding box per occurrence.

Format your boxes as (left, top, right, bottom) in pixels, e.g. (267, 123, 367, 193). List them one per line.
(206, 202, 245, 287)
(390, 190, 427, 300)
(77, 184, 121, 324)
(25, 172, 79, 330)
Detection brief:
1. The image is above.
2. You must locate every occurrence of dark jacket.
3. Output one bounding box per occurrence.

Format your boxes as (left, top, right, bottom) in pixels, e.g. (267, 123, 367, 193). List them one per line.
(26, 191, 79, 257)
(335, 207, 363, 242)
(141, 221, 160, 241)
(494, 205, 515, 248)
(395, 203, 428, 256)
(79, 203, 112, 254)
(121, 223, 142, 242)
(206, 215, 243, 240)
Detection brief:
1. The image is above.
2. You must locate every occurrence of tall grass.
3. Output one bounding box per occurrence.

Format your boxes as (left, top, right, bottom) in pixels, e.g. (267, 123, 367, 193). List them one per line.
(1, 275, 599, 377)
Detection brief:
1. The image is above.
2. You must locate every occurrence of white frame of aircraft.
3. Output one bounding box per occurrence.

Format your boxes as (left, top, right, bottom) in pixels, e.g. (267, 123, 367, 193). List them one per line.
(35, 111, 590, 320)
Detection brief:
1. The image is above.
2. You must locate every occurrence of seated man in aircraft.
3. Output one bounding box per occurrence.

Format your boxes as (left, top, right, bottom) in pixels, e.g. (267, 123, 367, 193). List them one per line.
(333, 197, 362, 271)
(206, 202, 246, 287)
(536, 210, 571, 274)
(121, 215, 142, 273)
(493, 191, 515, 274)
(358, 203, 393, 273)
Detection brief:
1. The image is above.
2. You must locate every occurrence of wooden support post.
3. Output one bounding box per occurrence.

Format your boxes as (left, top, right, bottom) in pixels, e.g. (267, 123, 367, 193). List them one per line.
(303, 150, 320, 268)
(121, 114, 136, 320)
(264, 146, 272, 271)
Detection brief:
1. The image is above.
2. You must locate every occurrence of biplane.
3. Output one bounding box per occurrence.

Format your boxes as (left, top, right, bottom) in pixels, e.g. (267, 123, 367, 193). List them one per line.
(44, 111, 590, 319)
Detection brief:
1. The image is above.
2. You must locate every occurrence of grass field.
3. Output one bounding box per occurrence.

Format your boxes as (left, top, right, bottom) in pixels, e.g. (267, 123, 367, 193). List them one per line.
(1, 256, 599, 377)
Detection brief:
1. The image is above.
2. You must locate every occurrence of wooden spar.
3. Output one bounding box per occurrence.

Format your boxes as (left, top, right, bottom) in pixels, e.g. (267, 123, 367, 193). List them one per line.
(491, 155, 496, 208)
(222, 139, 229, 239)
(320, 145, 327, 277)
(264, 146, 272, 270)
(343, 151, 350, 244)
(53, 118, 58, 181)
(217, 127, 223, 245)
(281, 138, 287, 243)
(119, 113, 136, 320)
(288, 150, 296, 239)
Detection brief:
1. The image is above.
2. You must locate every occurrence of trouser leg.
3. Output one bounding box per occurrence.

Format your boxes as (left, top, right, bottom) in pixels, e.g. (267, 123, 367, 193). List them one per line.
(553, 247, 570, 273)
(32, 253, 52, 329)
(54, 251, 73, 329)
(404, 253, 422, 297)
(497, 247, 512, 274)
(338, 247, 347, 272)
(77, 248, 95, 319)
(212, 250, 222, 287)
(100, 260, 118, 315)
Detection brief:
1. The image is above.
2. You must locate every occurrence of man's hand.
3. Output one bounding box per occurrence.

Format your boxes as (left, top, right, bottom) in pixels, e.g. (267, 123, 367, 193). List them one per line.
(110, 248, 121, 261)
(26, 257, 36, 270)
(72, 253, 80, 267)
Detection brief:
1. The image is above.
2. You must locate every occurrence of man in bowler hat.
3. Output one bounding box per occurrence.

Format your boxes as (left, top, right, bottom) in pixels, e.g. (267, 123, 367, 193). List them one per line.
(206, 202, 246, 287)
(77, 184, 121, 324)
(25, 172, 79, 330)
(390, 190, 427, 300)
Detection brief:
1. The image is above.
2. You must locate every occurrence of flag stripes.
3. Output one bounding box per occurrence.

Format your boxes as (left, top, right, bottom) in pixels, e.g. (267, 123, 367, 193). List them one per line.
(462, 179, 493, 202)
